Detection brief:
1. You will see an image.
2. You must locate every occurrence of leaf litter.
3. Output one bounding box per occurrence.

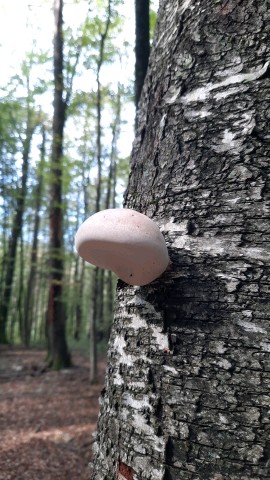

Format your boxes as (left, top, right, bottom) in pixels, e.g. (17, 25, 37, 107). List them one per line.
(0, 347, 106, 480)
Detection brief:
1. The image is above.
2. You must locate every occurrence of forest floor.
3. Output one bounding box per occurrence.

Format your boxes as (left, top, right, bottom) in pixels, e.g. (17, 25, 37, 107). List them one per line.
(0, 347, 107, 480)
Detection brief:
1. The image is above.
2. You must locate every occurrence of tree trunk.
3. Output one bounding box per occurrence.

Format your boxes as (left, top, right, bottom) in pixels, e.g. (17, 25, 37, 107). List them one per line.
(74, 257, 85, 341)
(91, 1, 270, 479)
(89, 0, 112, 384)
(47, 0, 70, 369)
(135, 0, 150, 115)
(0, 197, 9, 313)
(102, 87, 121, 340)
(74, 168, 90, 341)
(0, 112, 36, 344)
(18, 233, 25, 342)
(23, 126, 46, 347)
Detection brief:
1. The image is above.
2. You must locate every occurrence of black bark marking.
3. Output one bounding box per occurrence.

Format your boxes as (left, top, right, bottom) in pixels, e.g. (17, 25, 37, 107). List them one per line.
(163, 467, 173, 480)
(165, 436, 174, 465)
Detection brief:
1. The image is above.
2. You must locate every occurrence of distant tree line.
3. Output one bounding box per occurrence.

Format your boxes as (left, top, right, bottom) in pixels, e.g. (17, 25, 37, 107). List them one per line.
(0, 0, 156, 374)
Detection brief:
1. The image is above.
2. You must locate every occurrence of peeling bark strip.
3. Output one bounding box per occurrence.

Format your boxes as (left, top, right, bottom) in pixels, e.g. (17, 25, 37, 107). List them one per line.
(91, 1, 270, 479)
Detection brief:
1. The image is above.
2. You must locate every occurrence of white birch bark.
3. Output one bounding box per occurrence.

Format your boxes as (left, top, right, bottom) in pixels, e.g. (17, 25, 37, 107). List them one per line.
(91, 1, 270, 478)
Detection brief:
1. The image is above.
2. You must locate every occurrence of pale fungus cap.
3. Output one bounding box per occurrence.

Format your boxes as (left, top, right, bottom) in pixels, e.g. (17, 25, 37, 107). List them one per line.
(75, 208, 169, 286)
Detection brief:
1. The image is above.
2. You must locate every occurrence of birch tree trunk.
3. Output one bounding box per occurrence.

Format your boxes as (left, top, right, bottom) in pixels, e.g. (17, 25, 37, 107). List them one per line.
(91, 1, 270, 479)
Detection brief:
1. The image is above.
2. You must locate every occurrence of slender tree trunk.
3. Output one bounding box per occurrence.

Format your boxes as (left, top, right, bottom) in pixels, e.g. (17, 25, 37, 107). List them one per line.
(102, 87, 121, 340)
(89, 0, 112, 384)
(74, 257, 85, 341)
(135, 0, 150, 117)
(90, 267, 99, 383)
(47, 0, 71, 369)
(18, 233, 25, 342)
(0, 199, 9, 309)
(105, 148, 117, 339)
(105, 85, 121, 210)
(39, 270, 48, 344)
(23, 126, 46, 347)
(0, 113, 36, 344)
(91, 1, 270, 479)
(32, 271, 42, 344)
(74, 166, 90, 342)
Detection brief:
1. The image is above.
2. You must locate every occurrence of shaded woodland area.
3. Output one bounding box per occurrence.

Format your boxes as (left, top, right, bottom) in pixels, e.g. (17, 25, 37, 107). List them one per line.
(0, 347, 106, 479)
(0, 0, 156, 371)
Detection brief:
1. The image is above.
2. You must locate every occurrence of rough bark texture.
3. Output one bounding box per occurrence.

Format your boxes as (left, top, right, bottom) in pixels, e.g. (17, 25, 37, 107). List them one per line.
(47, 0, 70, 369)
(91, 1, 270, 479)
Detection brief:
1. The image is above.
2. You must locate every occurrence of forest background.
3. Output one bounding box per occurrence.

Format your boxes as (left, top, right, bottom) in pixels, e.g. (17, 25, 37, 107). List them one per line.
(0, 0, 157, 368)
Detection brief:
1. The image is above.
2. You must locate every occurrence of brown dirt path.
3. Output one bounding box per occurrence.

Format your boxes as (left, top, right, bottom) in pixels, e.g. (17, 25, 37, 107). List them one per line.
(0, 347, 106, 480)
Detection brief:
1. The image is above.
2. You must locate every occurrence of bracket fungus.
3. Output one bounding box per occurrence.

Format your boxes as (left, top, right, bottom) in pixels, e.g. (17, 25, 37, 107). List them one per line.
(75, 208, 169, 286)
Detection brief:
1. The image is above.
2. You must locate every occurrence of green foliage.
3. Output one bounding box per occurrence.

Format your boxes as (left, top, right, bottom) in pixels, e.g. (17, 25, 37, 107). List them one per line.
(0, 0, 133, 359)
(150, 8, 158, 41)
